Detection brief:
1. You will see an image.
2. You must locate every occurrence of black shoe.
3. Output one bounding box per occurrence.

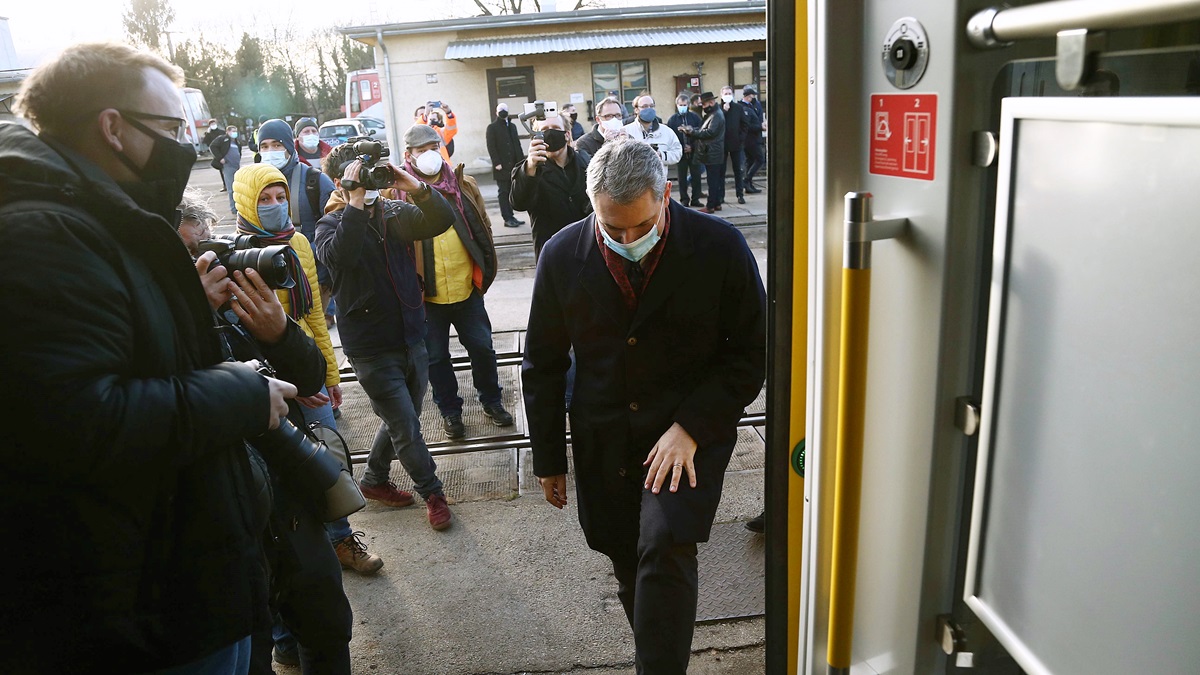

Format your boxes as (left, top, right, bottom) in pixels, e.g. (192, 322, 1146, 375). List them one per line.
(745, 511, 765, 534)
(332, 407, 342, 420)
(745, 185, 762, 194)
(689, 200, 702, 207)
(482, 403, 514, 426)
(697, 192, 708, 199)
(443, 414, 466, 439)
(737, 196, 746, 204)
(511, 217, 525, 225)
(503, 218, 521, 228)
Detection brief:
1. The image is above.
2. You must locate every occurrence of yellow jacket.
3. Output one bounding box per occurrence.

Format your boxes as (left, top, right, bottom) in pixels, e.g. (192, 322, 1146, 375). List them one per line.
(278, 232, 340, 388)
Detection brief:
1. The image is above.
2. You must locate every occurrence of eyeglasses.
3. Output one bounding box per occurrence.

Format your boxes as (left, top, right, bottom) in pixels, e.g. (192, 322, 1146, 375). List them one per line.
(117, 109, 189, 142)
(598, 112, 623, 121)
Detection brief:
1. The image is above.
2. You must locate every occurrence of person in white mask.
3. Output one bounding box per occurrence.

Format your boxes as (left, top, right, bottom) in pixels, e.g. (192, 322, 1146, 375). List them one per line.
(523, 136, 766, 675)
(402, 123, 514, 441)
(292, 117, 330, 166)
(575, 95, 625, 158)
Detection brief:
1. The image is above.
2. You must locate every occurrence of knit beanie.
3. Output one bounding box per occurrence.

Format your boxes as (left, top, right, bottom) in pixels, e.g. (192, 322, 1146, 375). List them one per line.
(233, 163, 289, 228)
(293, 117, 319, 136)
(256, 118, 295, 151)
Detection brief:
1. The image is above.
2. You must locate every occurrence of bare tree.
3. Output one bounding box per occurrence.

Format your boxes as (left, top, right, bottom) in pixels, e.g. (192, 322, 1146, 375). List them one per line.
(122, 0, 175, 56)
(471, 0, 602, 16)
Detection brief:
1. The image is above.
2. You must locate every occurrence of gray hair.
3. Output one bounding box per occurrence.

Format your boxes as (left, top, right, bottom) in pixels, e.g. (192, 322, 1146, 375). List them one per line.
(586, 135, 667, 205)
(595, 96, 624, 118)
(178, 188, 218, 225)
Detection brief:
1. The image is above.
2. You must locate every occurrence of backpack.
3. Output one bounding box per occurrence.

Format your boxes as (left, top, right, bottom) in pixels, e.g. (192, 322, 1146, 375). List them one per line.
(304, 165, 322, 217)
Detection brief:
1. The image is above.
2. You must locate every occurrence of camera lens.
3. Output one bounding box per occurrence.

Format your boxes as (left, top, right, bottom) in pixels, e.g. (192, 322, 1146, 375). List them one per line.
(226, 245, 295, 289)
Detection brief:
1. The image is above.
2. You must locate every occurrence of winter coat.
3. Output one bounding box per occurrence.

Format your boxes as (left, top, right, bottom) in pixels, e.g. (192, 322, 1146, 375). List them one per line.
(622, 120, 684, 166)
(279, 232, 339, 387)
(722, 100, 750, 153)
(0, 122, 273, 671)
(486, 117, 524, 178)
(574, 125, 607, 158)
(689, 107, 726, 165)
(410, 165, 498, 297)
(511, 146, 593, 257)
(666, 110, 703, 158)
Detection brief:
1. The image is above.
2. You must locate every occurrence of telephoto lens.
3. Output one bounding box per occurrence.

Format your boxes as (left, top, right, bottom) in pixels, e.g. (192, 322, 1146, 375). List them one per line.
(224, 244, 296, 289)
(253, 419, 365, 521)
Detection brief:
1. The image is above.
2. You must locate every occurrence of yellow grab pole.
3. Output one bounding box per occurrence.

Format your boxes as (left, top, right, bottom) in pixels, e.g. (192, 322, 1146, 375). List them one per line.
(826, 192, 906, 674)
(827, 265, 872, 670)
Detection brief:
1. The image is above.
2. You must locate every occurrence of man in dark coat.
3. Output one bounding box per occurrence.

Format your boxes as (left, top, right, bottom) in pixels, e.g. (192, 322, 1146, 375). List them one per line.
(487, 102, 526, 227)
(511, 113, 592, 259)
(720, 85, 751, 204)
(741, 84, 765, 194)
(0, 43, 295, 673)
(666, 92, 704, 207)
(523, 137, 766, 674)
(685, 92, 726, 214)
(575, 96, 625, 157)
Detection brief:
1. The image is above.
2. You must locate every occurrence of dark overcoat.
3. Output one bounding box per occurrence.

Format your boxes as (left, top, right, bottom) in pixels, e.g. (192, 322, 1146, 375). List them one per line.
(522, 200, 766, 555)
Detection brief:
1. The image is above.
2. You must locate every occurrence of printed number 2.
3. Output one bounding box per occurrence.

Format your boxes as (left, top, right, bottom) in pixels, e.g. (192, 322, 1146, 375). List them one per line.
(915, 98, 921, 108)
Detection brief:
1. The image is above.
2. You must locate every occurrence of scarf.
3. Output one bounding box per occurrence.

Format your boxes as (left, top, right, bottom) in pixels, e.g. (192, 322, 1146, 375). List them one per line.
(236, 214, 314, 320)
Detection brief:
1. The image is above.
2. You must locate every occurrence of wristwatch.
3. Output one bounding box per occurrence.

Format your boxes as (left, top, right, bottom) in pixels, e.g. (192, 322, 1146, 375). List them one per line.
(414, 182, 432, 201)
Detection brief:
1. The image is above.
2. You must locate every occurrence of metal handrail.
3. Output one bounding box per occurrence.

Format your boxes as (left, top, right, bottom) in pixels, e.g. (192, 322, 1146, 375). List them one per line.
(967, 0, 1200, 48)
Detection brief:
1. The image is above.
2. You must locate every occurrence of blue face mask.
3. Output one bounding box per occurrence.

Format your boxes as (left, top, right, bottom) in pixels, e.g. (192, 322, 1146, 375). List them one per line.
(677, 104, 688, 114)
(599, 204, 664, 262)
(261, 149, 289, 170)
(257, 201, 290, 232)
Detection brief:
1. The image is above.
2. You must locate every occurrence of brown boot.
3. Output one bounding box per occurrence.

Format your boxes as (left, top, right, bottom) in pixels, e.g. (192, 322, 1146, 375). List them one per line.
(334, 531, 384, 575)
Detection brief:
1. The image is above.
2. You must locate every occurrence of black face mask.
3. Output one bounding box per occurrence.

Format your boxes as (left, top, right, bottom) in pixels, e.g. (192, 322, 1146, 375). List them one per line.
(569, 113, 578, 122)
(111, 111, 197, 220)
(498, 110, 509, 119)
(542, 128, 568, 152)
(702, 105, 715, 116)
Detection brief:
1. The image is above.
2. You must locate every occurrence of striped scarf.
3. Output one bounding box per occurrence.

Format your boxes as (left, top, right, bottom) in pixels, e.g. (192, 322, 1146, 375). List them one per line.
(236, 215, 313, 320)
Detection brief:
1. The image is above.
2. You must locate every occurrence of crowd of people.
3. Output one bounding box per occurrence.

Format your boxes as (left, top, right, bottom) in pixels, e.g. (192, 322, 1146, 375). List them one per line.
(0, 40, 766, 675)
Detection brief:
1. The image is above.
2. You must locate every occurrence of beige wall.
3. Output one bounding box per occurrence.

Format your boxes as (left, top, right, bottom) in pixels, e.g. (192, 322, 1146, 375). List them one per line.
(368, 14, 763, 173)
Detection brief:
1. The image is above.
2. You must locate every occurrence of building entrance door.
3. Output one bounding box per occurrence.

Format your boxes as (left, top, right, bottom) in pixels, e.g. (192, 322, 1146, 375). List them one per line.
(488, 66, 536, 138)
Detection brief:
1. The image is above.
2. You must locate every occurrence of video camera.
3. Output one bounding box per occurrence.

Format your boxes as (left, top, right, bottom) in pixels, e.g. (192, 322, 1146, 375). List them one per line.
(338, 137, 394, 191)
(518, 100, 559, 136)
(197, 235, 295, 290)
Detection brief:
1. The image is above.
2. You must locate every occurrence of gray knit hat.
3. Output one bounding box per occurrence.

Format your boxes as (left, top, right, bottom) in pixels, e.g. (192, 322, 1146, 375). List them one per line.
(403, 124, 442, 149)
(293, 116, 318, 136)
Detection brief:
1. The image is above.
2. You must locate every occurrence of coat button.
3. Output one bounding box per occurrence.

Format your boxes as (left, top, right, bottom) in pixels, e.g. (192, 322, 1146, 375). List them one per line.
(617, 468, 627, 477)
(626, 337, 637, 346)
(629, 402, 639, 412)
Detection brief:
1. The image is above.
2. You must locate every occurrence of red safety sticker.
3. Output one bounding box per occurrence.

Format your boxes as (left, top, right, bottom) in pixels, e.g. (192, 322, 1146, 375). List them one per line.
(869, 93, 937, 181)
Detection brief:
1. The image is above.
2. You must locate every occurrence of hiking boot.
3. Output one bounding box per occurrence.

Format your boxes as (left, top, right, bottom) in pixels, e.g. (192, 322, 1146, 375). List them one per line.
(334, 531, 384, 575)
(273, 646, 299, 666)
(482, 403, 514, 426)
(745, 511, 766, 534)
(745, 184, 762, 194)
(426, 493, 453, 531)
(443, 414, 466, 439)
(360, 481, 415, 508)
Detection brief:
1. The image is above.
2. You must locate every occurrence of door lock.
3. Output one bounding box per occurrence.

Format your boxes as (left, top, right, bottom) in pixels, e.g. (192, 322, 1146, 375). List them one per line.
(883, 17, 930, 89)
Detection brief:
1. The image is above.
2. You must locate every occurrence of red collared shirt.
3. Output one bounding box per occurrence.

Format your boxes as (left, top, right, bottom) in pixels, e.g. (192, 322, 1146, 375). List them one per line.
(594, 205, 672, 311)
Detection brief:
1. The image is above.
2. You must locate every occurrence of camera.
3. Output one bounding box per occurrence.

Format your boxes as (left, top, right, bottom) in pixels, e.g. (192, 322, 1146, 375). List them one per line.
(427, 100, 442, 109)
(338, 137, 394, 191)
(197, 235, 295, 290)
(253, 418, 365, 522)
(518, 100, 558, 134)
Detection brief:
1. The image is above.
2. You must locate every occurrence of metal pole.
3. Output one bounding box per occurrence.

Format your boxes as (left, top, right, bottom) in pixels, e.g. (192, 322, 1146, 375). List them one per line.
(967, 0, 1200, 48)
(826, 193, 906, 674)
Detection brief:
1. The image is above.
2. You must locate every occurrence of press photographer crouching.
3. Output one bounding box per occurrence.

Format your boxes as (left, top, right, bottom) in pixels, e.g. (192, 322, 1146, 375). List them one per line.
(178, 190, 360, 675)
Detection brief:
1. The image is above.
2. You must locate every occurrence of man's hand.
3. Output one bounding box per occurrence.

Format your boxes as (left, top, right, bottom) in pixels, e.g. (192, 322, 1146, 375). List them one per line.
(229, 269, 288, 345)
(195, 252, 234, 310)
(296, 391, 330, 408)
(342, 159, 366, 209)
(643, 423, 699, 494)
(328, 384, 342, 409)
(388, 164, 424, 195)
(526, 136, 548, 176)
(238, 361, 298, 430)
(539, 474, 568, 509)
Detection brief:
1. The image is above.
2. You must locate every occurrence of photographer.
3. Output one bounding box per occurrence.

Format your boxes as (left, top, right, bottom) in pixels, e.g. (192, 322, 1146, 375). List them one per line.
(0, 43, 294, 672)
(511, 114, 593, 259)
(415, 101, 458, 160)
(667, 93, 704, 206)
(622, 105, 683, 167)
(315, 138, 459, 530)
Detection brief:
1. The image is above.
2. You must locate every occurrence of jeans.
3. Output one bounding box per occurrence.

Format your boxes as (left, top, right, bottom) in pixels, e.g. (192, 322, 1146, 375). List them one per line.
(221, 163, 239, 215)
(705, 163, 726, 209)
(608, 490, 698, 675)
(423, 291, 502, 417)
(347, 343, 443, 498)
(495, 169, 515, 221)
(744, 140, 764, 185)
(151, 635, 251, 675)
(676, 154, 703, 204)
(299, 390, 354, 543)
(725, 148, 745, 197)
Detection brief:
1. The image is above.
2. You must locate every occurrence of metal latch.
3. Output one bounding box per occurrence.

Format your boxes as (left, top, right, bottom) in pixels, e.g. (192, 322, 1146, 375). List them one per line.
(955, 397, 981, 437)
(937, 615, 975, 667)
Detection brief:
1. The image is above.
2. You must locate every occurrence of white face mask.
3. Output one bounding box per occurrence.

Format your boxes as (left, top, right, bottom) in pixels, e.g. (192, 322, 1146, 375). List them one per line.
(261, 149, 289, 169)
(600, 117, 624, 133)
(721, 93, 734, 103)
(414, 149, 443, 176)
(299, 134, 320, 151)
(364, 190, 380, 205)
(209, 124, 218, 130)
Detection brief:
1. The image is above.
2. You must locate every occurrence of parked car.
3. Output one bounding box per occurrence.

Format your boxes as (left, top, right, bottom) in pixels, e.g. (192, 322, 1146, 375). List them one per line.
(319, 116, 388, 149)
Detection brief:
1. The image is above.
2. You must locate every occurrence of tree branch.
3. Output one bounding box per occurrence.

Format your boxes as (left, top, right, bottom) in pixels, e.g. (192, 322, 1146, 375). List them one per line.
(473, 0, 494, 15)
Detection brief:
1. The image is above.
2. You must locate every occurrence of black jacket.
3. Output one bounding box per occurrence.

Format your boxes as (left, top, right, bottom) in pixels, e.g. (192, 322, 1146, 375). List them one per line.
(690, 107, 726, 165)
(574, 126, 606, 158)
(722, 100, 750, 153)
(314, 192, 455, 354)
(0, 122, 273, 671)
(486, 116, 523, 178)
(522, 201, 766, 554)
(510, 147, 592, 258)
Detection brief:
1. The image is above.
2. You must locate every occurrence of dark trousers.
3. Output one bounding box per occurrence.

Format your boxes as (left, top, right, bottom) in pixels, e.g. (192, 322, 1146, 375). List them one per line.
(495, 169, 515, 221)
(675, 154, 703, 204)
(725, 147, 745, 198)
(424, 291, 503, 417)
(607, 490, 699, 675)
(250, 489, 353, 675)
(705, 162, 726, 209)
(744, 140, 764, 185)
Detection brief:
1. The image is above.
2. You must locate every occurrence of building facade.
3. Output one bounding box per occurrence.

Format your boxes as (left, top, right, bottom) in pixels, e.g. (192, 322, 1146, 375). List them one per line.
(341, 1, 766, 171)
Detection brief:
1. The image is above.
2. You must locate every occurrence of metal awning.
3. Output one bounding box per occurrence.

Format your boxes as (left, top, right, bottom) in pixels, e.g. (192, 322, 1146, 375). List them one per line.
(445, 23, 765, 60)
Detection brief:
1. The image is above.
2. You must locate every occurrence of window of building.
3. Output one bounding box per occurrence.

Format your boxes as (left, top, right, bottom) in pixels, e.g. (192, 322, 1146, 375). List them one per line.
(592, 59, 650, 112)
(729, 52, 768, 100)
